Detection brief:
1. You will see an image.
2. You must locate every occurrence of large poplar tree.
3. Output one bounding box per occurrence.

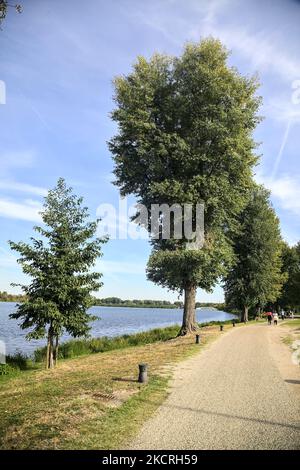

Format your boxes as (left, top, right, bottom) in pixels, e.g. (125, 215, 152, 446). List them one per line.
(109, 38, 261, 334)
(224, 187, 285, 321)
(9, 178, 106, 368)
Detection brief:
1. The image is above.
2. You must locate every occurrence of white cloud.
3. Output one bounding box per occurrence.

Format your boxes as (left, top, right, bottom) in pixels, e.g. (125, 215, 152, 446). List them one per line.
(256, 173, 300, 217)
(0, 198, 42, 222)
(0, 150, 36, 176)
(133, 0, 300, 83)
(265, 97, 300, 124)
(0, 180, 47, 196)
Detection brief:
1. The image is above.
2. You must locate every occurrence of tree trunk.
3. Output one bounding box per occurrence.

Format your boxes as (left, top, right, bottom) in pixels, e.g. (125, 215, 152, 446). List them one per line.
(179, 285, 197, 335)
(54, 335, 59, 367)
(46, 326, 54, 369)
(46, 332, 51, 369)
(241, 306, 249, 323)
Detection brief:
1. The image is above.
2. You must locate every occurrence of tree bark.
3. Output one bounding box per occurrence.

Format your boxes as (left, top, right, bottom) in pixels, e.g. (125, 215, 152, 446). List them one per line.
(179, 284, 197, 335)
(46, 332, 51, 369)
(46, 325, 54, 369)
(241, 306, 249, 323)
(54, 335, 59, 367)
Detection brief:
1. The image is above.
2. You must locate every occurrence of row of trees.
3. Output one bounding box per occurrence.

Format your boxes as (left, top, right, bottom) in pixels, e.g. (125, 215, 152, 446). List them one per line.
(110, 38, 300, 329)
(9, 38, 299, 369)
(110, 38, 292, 333)
(0, 291, 25, 302)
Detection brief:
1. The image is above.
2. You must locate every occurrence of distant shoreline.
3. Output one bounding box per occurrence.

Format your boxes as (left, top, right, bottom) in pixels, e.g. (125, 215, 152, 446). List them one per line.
(0, 299, 226, 310)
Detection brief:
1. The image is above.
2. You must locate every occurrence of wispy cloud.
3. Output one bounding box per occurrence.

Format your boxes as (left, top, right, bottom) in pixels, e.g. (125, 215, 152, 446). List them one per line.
(0, 198, 42, 222)
(0, 180, 47, 197)
(256, 173, 300, 217)
(0, 150, 36, 176)
(0, 247, 17, 268)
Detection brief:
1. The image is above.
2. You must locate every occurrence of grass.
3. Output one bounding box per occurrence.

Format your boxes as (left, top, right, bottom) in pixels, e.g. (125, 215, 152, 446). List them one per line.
(33, 324, 183, 362)
(280, 318, 300, 355)
(281, 318, 300, 328)
(0, 323, 227, 450)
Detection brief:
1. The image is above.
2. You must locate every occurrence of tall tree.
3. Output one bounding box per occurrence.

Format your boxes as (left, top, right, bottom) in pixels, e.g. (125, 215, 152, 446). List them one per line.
(279, 242, 300, 310)
(224, 187, 285, 322)
(109, 38, 261, 334)
(9, 178, 106, 368)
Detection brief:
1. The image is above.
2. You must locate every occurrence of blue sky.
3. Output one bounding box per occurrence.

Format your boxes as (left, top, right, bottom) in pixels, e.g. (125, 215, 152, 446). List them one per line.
(0, 0, 299, 302)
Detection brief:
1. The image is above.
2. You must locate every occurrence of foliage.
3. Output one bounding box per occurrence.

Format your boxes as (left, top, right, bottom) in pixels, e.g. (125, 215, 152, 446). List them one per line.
(279, 242, 300, 309)
(147, 232, 233, 292)
(0, 1, 22, 25)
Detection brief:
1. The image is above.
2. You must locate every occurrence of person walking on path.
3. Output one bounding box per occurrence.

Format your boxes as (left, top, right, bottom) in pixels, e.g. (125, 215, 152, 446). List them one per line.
(266, 311, 273, 325)
(273, 312, 279, 325)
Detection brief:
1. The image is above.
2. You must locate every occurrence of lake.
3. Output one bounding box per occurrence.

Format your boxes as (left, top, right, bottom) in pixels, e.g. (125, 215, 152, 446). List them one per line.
(0, 302, 235, 356)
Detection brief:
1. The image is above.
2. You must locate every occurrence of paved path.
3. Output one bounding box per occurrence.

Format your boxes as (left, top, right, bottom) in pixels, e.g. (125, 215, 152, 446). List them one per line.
(129, 324, 300, 450)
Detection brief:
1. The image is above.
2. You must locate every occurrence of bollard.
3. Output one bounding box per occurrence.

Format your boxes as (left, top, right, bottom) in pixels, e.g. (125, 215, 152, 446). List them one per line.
(220, 325, 223, 332)
(138, 363, 148, 383)
(232, 320, 235, 327)
(195, 334, 200, 344)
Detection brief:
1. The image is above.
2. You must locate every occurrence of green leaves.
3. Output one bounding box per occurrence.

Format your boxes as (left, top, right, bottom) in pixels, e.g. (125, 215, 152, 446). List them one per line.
(279, 242, 300, 309)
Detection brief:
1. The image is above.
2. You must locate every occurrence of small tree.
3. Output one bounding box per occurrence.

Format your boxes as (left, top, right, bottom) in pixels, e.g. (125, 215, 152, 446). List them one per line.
(9, 178, 106, 368)
(224, 187, 285, 321)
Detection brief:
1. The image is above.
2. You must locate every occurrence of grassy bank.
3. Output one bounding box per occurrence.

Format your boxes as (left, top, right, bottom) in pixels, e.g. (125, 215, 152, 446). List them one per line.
(0, 323, 232, 449)
(4, 319, 239, 373)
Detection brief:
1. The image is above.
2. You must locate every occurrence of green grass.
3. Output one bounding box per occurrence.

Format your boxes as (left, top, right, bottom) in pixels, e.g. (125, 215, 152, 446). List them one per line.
(0, 324, 222, 449)
(34, 325, 182, 362)
(281, 319, 300, 328)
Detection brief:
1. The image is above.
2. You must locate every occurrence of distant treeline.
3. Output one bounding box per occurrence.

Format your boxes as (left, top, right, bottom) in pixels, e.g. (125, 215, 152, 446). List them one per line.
(92, 297, 225, 310)
(0, 291, 225, 310)
(0, 291, 26, 303)
(92, 297, 181, 308)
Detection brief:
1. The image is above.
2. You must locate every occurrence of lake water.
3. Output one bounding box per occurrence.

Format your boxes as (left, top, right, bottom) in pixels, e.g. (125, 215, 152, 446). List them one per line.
(0, 302, 235, 356)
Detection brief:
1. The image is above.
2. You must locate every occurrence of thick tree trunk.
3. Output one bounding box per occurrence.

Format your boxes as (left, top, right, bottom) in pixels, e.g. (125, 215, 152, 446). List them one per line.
(241, 306, 249, 323)
(179, 285, 197, 335)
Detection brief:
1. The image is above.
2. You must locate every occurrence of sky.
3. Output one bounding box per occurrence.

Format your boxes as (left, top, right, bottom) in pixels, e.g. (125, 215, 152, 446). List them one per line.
(0, 0, 299, 302)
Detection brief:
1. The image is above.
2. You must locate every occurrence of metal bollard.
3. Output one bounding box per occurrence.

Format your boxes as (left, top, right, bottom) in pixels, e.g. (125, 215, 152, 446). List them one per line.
(138, 363, 148, 383)
(195, 334, 200, 344)
(220, 325, 223, 331)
